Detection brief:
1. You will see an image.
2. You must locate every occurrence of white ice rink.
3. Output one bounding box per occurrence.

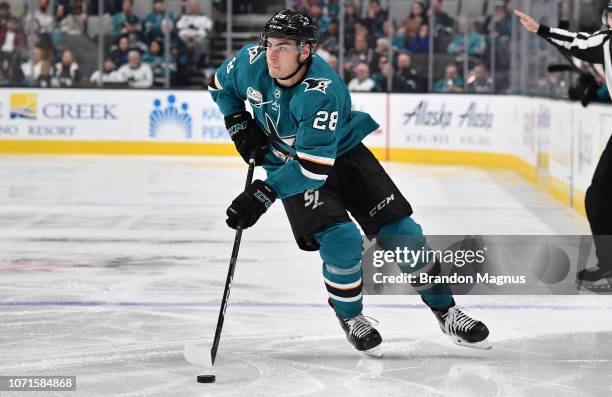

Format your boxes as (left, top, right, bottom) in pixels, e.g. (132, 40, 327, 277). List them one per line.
(2, 155, 612, 397)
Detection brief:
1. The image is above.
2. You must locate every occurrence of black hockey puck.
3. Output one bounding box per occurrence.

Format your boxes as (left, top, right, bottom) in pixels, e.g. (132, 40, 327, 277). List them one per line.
(197, 375, 216, 383)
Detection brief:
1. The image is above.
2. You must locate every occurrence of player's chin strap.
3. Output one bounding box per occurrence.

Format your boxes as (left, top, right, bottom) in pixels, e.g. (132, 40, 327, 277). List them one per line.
(277, 42, 312, 81)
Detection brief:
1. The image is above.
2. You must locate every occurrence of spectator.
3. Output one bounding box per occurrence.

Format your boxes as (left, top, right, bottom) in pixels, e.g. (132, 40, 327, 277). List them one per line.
(1, 17, 27, 60)
(370, 37, 388, 75)
(344, 33, 373, 80)
(327, 0, 339, 19)
(364, 0, 388, 39)
(407, 23, 430, 53)
(35, 59, 55, 87)
(433, 63, 464, 92)
(343, 1, 359, 51)
(117, 49, 153, 88)
(144, 0, 174, 43)
(143, 39, 176, 86)
(54, 49, 81, 87)
(393, 52, 424, 92)
(318, 18, 339, 55)
(112, 0, 143, 44)
(409, 1, 428, 26)
(176, 0, 213, 66)
(393, 17, 418, 51)
(21, 45, 44, 83)
(90, 56, 121, 84)
(25, 0, 55, 50)
(348, 62, 376, 92)
(309, 1, 329, 34)
(466, 64, 493, 93)
(430, 0, 454, 31)
(55, 4, 84, 35)
(371, 55, 389, 91)
(448, 21, 486, 58)
(0, 2, 11, 31)
(111, 35, 130, 67)
(492, 2, 511, 37)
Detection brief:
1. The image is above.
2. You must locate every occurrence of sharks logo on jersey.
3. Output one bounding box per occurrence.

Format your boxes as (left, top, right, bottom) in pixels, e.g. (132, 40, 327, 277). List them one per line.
(248, 46, 265, 64)
(302, 78, 332, 94)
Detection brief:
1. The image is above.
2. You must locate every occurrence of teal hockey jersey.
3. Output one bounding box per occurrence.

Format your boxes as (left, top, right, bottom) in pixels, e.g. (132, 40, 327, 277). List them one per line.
(209, 44, 380, 199)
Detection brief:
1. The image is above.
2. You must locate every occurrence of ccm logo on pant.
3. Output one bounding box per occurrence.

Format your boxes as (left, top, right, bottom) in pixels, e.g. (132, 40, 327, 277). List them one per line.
(369, 194, 394, 217)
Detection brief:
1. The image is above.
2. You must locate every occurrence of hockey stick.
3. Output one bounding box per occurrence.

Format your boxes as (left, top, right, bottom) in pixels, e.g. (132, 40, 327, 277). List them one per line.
(184, 152, 257, 368)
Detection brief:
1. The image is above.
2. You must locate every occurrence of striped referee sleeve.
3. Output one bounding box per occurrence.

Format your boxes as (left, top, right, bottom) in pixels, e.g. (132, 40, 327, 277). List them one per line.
(537, 25, 607, 64)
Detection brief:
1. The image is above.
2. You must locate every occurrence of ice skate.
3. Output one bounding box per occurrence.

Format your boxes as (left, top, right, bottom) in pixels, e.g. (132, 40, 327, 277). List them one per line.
(576, 264, 612, 291)
(433, 306, 491, 350)
(338, 314, 383, 358)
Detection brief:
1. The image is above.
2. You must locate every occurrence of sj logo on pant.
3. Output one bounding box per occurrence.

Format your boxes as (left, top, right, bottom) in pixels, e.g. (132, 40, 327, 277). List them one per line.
(304, 190, 324, 210)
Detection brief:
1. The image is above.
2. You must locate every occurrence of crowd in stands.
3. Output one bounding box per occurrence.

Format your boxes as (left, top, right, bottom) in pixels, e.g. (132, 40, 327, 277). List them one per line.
(291, 0, 512, 93)
(0, 0, 572, 96)
(0, 0, 213, 88)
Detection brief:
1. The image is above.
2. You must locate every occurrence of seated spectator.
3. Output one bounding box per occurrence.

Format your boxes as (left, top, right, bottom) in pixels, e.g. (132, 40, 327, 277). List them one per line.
(0, 2, 12, 31)
(90, 56, 121, 84)
(406, 23, 429, 53)
(35, 59, 54, 87)
(117, 50, 153, 88)
(466, 64, 493, 93)
(433, 63, 464, 92)
(144, 0, 174, 43)
(371, 55, 389, 91)
(348, 62, 376, 92)
(409, 1, 428, 26)
(393, 52, 424, 92)
(309, 1, 329, 34)
(1, 17, 27, 60)
(448, 21, 486, 58)
(21, 46, 45, 83)
(430, 0, 454, 32)
(370, 37, 388, 75)
(327, 0, 339, 19)
(318, 18, 339, 56)
(143, 39, 176, 86)
(54, 49, 81, 87)
(111, 35, 130, 68)
(343, 1, 359, 52)
(176, 0, 212, 66)
(393, 17, 418, 51)
(344, 33, 373, 80)
(364, 0, 388, 39)
(55, 4, 84, 35)
(25, 0, 55, 50)
(112, 0, 144, 49)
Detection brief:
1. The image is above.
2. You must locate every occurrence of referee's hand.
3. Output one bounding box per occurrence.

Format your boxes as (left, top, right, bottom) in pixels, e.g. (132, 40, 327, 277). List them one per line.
(514, 10, 539, 33)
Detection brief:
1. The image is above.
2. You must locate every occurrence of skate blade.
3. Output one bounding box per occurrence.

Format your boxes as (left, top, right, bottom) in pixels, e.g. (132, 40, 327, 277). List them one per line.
(360, 345, 383, 358)
(450, 336, 492, 350)
(576, 279, 612, 291)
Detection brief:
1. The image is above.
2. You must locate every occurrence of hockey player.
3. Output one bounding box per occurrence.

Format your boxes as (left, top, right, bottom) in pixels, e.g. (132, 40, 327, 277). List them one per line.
(516, 7, 612, 289)
(209, 10, 490, 356)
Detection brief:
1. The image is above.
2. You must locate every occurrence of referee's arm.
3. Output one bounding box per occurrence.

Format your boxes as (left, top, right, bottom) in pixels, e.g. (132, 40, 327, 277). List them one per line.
(537, 25, 607, 64)
(515, 9, 607, 64)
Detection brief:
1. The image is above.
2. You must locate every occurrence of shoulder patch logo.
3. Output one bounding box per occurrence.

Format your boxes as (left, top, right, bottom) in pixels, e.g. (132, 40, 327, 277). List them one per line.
(247, 87, 263, 108)
(248, 46, 264, 64)
(302, 78, 332, 94)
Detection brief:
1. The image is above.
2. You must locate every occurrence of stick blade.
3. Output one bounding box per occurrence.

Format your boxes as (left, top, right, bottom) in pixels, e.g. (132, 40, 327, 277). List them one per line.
(184, 343, 213, 367)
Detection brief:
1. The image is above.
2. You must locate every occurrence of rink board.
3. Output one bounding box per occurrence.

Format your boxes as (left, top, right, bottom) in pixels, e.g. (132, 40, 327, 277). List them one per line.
(0, 88, 611, 216)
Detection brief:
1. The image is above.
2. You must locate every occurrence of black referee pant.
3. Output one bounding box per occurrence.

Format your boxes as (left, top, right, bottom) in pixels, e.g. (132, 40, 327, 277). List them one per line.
(585, 134, 612, 268)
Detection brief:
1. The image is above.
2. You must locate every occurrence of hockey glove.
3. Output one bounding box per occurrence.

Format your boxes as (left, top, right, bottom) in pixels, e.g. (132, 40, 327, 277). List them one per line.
(225, 111, 268, 165)
(226, 179, 277, 229)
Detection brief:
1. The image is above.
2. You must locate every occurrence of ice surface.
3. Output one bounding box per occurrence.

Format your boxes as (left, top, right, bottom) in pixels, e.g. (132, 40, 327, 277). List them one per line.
(1, 155, 610, 397)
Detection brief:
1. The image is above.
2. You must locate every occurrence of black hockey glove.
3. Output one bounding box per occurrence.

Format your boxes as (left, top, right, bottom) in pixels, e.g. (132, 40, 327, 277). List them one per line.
(225, 111, 268, 165)
(226, 179, 277, 229)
